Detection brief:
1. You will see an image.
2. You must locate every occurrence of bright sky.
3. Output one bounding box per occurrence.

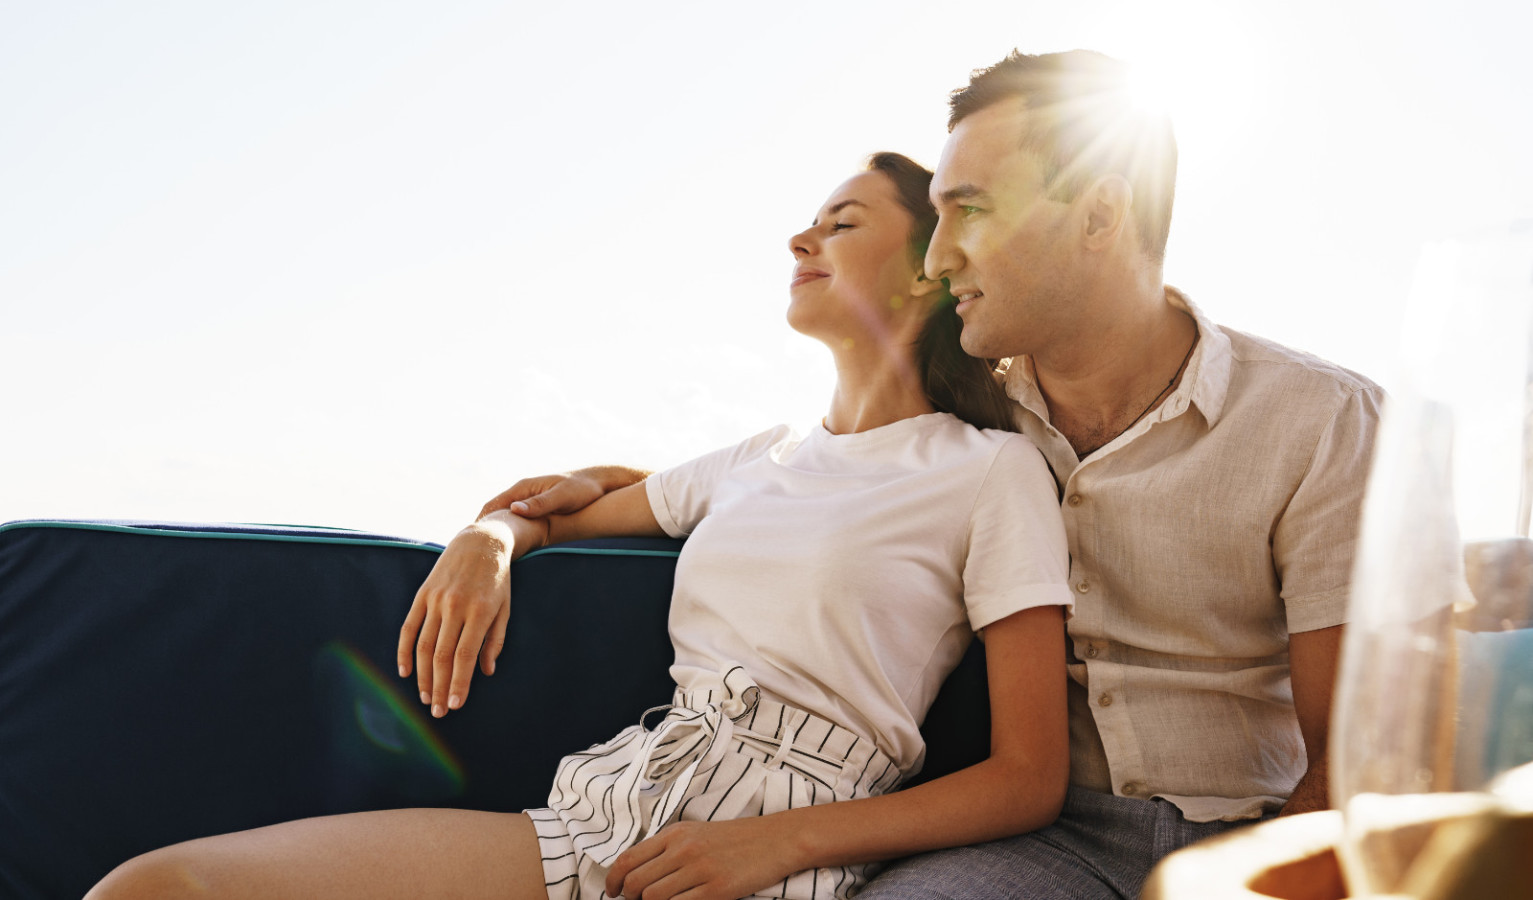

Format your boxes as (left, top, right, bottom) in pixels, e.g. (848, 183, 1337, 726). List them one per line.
(3, 0, 1531, 543)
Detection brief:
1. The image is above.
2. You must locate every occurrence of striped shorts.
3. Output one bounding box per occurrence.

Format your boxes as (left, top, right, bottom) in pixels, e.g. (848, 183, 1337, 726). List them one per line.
(526, 666, 902, 900)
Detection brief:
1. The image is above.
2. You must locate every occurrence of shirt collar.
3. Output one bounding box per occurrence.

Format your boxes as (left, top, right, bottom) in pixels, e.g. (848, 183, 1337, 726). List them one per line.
(1168, 286, 1231, 428)
(1002, 285, 1233, 429)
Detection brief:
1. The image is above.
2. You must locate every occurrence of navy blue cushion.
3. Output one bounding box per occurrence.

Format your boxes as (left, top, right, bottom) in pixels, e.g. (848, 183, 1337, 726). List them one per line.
(0, 520, 986, 900)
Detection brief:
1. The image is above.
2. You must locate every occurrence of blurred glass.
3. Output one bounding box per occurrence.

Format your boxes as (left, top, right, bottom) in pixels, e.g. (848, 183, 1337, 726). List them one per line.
(1331, 223, 1533, 897)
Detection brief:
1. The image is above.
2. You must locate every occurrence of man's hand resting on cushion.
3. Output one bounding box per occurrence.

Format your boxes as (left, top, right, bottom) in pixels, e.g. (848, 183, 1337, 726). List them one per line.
(477, 465, 650, 520)
(398, 511, 548, 718)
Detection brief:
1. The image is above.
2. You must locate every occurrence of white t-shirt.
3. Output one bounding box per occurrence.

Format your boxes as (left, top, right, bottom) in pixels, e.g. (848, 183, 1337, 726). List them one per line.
(645, 411, 1073, 777)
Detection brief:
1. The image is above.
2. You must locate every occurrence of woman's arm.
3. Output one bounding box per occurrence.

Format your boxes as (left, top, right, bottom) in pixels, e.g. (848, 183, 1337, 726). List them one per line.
(398, 481, 666, 717)
(604, 603, 1070, 900)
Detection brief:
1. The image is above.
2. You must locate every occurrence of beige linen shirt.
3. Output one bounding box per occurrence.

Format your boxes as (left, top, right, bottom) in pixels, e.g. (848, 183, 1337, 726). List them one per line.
(1006, 289, 1384, 821)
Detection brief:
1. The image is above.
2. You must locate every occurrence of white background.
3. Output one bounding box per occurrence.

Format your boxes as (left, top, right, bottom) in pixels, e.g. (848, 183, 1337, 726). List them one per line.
(4, 0, 1530, 542)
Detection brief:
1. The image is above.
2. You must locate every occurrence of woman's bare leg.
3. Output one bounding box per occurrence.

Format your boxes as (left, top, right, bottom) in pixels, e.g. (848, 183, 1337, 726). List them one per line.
(86, 808, 549, 900)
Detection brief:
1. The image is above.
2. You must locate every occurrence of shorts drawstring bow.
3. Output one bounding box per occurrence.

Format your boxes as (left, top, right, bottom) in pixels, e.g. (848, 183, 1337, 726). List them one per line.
(529, 664, 901, 900)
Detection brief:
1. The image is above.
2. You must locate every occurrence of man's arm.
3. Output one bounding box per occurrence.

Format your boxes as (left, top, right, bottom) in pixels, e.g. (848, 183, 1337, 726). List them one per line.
(1280, 623, 1344, 815)
(477, 465, 651, 520)
(1273, 385, 1384, 816)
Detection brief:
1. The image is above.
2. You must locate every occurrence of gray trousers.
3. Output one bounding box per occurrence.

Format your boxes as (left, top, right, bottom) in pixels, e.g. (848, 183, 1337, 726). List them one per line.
(854, 787, 1265, 900)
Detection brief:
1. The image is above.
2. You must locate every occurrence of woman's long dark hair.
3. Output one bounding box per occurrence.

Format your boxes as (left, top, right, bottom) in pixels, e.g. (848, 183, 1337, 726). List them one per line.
(866, 152, 1017, 433)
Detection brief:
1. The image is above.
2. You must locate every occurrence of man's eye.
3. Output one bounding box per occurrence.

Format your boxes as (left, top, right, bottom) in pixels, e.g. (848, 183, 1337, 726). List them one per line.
(960, 206, 983, 216)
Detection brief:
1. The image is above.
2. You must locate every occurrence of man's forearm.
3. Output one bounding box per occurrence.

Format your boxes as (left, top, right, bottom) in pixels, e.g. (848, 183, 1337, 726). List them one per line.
(582, 464, 652, 492)
(479, 465, 654, 521)
(1282, 624, 1342, 817)
(1277, 753, 1330, 816)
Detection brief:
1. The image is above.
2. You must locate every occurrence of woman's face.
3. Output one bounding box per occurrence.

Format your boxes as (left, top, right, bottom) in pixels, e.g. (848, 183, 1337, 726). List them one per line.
(786, 171, 924, 345)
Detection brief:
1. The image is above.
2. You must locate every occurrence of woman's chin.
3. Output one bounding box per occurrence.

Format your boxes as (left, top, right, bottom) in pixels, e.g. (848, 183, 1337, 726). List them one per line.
(784, 302, 819, 338)
(785, 315, 837, 349)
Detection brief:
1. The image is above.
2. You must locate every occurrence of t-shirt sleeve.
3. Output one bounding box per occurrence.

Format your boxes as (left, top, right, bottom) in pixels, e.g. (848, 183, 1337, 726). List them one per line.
(1274, 385, 1386, 633)
(962, 434, 1075, 631)
(645, 425, 794, 539)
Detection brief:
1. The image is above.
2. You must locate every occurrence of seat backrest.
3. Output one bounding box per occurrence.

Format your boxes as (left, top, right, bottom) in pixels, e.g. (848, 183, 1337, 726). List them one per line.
(0, 520, 988, 899)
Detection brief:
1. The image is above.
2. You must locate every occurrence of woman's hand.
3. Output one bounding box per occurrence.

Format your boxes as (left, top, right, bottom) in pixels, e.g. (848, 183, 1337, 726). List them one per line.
(477, 465, 650, 520)
(605, 818, 803, 900)
(397, 513, 547, 717)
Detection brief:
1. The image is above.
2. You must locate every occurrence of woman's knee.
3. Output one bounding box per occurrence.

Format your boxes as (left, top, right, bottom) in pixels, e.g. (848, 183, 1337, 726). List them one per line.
(85, 848, 214, 900)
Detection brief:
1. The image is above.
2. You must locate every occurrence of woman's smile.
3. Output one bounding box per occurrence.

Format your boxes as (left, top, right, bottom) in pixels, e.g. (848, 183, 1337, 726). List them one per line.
(790, 266, 829, 288)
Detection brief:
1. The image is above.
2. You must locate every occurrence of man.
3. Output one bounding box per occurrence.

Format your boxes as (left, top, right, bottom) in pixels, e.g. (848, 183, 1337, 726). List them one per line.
(490, 50, 1383, 899)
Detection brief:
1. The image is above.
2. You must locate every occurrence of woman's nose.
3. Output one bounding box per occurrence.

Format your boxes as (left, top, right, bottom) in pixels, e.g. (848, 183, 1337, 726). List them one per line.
(788, 228, 815, 258)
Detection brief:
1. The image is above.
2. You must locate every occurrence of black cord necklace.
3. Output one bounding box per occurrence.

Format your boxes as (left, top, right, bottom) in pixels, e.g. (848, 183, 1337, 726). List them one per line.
(1128, 335, 1196, 428)
(1077, 334, 1198, 457)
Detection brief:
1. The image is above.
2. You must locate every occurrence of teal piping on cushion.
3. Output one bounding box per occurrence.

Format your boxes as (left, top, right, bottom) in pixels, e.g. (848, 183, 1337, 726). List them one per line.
(0, 520, 445, 553)
(520, 546, 681, 561)
(0, 520, 680, 560)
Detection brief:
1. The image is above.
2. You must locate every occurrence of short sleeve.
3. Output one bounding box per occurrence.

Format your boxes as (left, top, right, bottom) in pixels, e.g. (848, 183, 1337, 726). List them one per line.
(1274, 385, 1386, 633)
(645, 425, 795, 538)
(962, 434, 1075, 631)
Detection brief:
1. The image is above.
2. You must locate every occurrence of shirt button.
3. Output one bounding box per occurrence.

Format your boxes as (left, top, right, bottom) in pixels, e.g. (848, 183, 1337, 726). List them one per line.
(1085, 645, 1099, 659)
(1122, 782, 1142, 796)
(1067, 493, 1083, 507)
(1076, 580, 1091, 594)
(1098, 692, 1113, 707)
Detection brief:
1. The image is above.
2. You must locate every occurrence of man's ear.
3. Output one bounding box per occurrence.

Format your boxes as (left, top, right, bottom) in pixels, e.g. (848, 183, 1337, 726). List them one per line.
(1082, 175, 1134, 251)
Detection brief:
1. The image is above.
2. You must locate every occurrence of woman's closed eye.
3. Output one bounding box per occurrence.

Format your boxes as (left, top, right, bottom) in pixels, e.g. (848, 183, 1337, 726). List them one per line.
(831, 222, 855, 232)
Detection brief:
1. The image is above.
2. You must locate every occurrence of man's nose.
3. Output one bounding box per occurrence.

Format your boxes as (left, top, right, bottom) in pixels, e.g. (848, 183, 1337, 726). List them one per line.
(925, 217, 962, 282)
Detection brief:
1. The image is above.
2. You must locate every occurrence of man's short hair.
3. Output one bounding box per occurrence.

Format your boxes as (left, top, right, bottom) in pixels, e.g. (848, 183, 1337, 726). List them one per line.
(950, 50, 1178, 263)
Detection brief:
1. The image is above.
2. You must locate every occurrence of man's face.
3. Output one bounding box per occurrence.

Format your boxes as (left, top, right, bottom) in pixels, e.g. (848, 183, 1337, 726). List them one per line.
(927, 98, 1077, 359)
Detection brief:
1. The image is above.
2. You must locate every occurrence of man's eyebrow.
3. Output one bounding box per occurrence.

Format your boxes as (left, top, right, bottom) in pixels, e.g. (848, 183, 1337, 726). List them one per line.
(935, 184, 987, 205)
(812, 198, 868, 224)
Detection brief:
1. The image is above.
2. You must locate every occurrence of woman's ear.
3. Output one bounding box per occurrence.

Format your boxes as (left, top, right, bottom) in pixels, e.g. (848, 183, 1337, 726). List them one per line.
(908, 271, 944, 299)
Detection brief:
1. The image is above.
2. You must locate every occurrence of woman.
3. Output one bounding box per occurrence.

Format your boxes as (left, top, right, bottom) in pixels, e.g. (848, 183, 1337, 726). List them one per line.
(87, 154, 1072, 900)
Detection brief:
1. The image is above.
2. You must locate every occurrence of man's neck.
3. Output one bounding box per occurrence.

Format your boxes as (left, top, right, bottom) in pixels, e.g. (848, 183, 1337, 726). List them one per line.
(1032, 285, 1198, 457)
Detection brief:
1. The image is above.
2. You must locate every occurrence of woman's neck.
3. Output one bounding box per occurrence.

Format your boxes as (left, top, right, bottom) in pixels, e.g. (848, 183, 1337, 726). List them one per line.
(821, 341, 935, 435)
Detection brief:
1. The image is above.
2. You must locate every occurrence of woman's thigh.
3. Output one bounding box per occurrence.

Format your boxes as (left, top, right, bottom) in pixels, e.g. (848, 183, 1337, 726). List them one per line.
(87, 808, 548, 900)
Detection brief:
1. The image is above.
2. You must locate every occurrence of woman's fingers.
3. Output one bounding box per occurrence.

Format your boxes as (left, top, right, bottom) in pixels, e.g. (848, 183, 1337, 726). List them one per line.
(480, 594, 510, 676)
(430, 614, 465, 717)
(609, 819, 786, 900)
(610, 835, 718, 900)
(444, 602, 498, 711)
(396, 591, 428, 678)
(415, 607, 443, 704)
(506, 479, 577, 518)
(478, 474, 565, 519)
(606, 833, 670, 898)
(415, 595, 495, 716)
(624, 867, 700, 900)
